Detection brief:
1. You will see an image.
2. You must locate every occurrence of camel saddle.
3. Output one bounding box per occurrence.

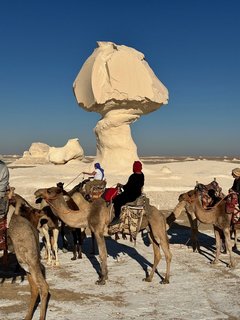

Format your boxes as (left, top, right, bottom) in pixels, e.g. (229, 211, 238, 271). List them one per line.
(109, 194, 147, 241)
(225, 192, 240, 224)
(89, 181, 107, 200)
(0, 216, 7, 250)
(195, 179, 223, 209)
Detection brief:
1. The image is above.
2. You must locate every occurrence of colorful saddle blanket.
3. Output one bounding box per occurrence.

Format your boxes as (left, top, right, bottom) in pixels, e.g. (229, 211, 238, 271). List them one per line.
(225, 192, 240, 224)
(0, 216, 7, 251)
(195, 179, 223, 208)
(109, 194, 147, 241)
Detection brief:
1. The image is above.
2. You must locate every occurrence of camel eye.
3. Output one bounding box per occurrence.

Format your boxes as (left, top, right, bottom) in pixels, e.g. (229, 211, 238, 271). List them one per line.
(47, 189, 51, 194)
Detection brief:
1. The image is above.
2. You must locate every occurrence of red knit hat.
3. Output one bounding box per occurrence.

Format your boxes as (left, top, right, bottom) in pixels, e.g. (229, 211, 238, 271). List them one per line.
(133, 161, 142, 173)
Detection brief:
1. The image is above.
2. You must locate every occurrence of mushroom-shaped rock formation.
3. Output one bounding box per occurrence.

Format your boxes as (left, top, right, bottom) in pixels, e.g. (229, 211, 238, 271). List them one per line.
(73, 41, 168, 172)
(48, 138, 84, 164)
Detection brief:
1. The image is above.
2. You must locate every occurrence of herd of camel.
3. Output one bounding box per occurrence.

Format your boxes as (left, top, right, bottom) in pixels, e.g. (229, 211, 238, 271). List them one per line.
(1, 178, 239, 320)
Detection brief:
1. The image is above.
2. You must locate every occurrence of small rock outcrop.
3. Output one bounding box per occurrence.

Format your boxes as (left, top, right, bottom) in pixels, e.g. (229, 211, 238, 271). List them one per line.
(48, 138, 84, 164)
(13, 142, 50, 164)
(12, 139, 84, 165)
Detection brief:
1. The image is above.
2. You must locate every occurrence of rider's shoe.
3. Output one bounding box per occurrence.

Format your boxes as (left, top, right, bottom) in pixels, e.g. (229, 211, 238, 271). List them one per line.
(109, 216, 120, 226)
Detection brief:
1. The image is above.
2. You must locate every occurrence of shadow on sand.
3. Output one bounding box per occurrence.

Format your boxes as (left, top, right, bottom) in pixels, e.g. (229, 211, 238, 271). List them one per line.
(0, 252, 26, 284)
(82, 235, 164, 282)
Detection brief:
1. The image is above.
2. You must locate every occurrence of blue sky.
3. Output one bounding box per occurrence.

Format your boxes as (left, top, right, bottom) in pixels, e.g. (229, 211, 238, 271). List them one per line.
(0, 0, 239, 156)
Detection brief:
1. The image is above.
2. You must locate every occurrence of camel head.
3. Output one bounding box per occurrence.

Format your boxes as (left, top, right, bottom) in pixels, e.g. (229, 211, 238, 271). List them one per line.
(178, 190, 196, 203)
(34, 187, 62, 202)
(6, 187, 15, 200)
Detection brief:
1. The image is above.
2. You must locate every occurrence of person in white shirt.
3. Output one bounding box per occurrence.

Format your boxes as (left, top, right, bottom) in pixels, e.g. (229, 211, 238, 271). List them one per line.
(83, 163, 105, 197)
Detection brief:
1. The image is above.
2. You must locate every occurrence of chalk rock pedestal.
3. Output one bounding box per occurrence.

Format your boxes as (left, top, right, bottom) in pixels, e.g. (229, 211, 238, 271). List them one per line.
(73, 41, 169, 172)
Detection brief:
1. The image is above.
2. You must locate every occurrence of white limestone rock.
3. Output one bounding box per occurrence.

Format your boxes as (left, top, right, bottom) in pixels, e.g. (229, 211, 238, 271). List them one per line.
(28, 142, 50, 159)
(73, 41, 168, 172)
(13, 142, 50, 164)
(160, 166, 172, 174)
(48, 138, 84, 164)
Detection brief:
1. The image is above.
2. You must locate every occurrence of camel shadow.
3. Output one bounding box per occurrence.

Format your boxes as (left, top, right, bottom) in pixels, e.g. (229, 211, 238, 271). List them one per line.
(83, 236, 164, 282)
(168, 222, 216, 251)
(0, 252, 26, 284)
(168, 222, 237, 266)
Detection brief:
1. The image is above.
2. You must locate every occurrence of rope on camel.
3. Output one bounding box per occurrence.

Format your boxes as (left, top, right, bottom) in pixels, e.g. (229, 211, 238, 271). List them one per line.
(64, 172, 85, 188)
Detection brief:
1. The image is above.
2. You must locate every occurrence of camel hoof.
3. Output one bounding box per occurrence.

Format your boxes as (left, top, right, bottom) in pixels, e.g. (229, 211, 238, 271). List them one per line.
(227, 262, 236, 268)
(71, 257, 77, 261)
(161, 279, 169, 284)
(143, 277, 152, 282)
(95, 279, 106, 285)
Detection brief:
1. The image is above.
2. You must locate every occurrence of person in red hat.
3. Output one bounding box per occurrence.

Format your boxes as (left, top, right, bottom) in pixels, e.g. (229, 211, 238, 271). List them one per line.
(110, 160, 144, 225)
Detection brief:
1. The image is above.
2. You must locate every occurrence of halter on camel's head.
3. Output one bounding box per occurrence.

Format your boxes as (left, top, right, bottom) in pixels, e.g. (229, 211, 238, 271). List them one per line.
(35, 187, 63, 202)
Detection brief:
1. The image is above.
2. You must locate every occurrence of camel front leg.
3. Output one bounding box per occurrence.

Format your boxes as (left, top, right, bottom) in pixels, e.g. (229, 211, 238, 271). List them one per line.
(52, 228, 59, 266)
(223, 228, 235, 268)
(93, 232, 108, 285)
(186, 213, 200, 252)
(41, 226, 52, 265)
(232, 227, 239, 250)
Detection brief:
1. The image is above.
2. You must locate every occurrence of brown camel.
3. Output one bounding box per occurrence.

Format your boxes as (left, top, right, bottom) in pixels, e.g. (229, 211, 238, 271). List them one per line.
(34, 186, 172, 285)
(175, 190, 235, 268)
(167, 180, 224, 252)
(167, 196, 201, 252)
(7, 209, 49, 320)
(9, 192, 60, 266)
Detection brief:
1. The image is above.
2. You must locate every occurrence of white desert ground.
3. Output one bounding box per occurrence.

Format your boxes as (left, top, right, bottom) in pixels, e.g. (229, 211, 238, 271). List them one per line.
(1, 157, 240, 320)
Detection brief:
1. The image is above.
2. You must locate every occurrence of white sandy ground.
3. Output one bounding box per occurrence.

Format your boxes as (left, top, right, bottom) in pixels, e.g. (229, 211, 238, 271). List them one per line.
(0, 159, 240, 319)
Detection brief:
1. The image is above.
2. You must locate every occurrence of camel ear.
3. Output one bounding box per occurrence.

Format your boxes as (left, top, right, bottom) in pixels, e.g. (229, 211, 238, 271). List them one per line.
(56, 187, 62, 194)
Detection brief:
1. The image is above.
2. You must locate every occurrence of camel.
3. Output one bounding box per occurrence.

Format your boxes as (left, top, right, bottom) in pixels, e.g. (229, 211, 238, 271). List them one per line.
(175, 189, 235, 268)
(9, 192, 60, 266)
(167, 179, 224, 252)
(34, 186, 172, 285)
(7, 209, 49, 320)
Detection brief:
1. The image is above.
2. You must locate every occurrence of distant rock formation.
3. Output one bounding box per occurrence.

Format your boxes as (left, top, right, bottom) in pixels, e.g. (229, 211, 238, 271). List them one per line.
(48, 138, 84, 164)
(13, 139, 84, 165)
(14, 142, 50, 165)
(73, 41, 168, 172)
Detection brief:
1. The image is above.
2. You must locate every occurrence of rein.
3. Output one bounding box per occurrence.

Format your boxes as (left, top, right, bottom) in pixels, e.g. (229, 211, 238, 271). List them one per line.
(65, 172, 84, 188)
(45, 198, 72, 215)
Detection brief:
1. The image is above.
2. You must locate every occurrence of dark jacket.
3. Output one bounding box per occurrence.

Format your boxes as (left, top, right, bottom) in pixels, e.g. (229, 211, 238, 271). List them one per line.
(232, 178, 240, 203)
(123, 172, 145, 200)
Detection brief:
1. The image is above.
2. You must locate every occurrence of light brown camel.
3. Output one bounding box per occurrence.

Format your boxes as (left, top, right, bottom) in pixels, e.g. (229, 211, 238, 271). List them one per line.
(34, 186, 172, 285)
(175, 190, 235, 268)
(7, 209, 49, 320)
